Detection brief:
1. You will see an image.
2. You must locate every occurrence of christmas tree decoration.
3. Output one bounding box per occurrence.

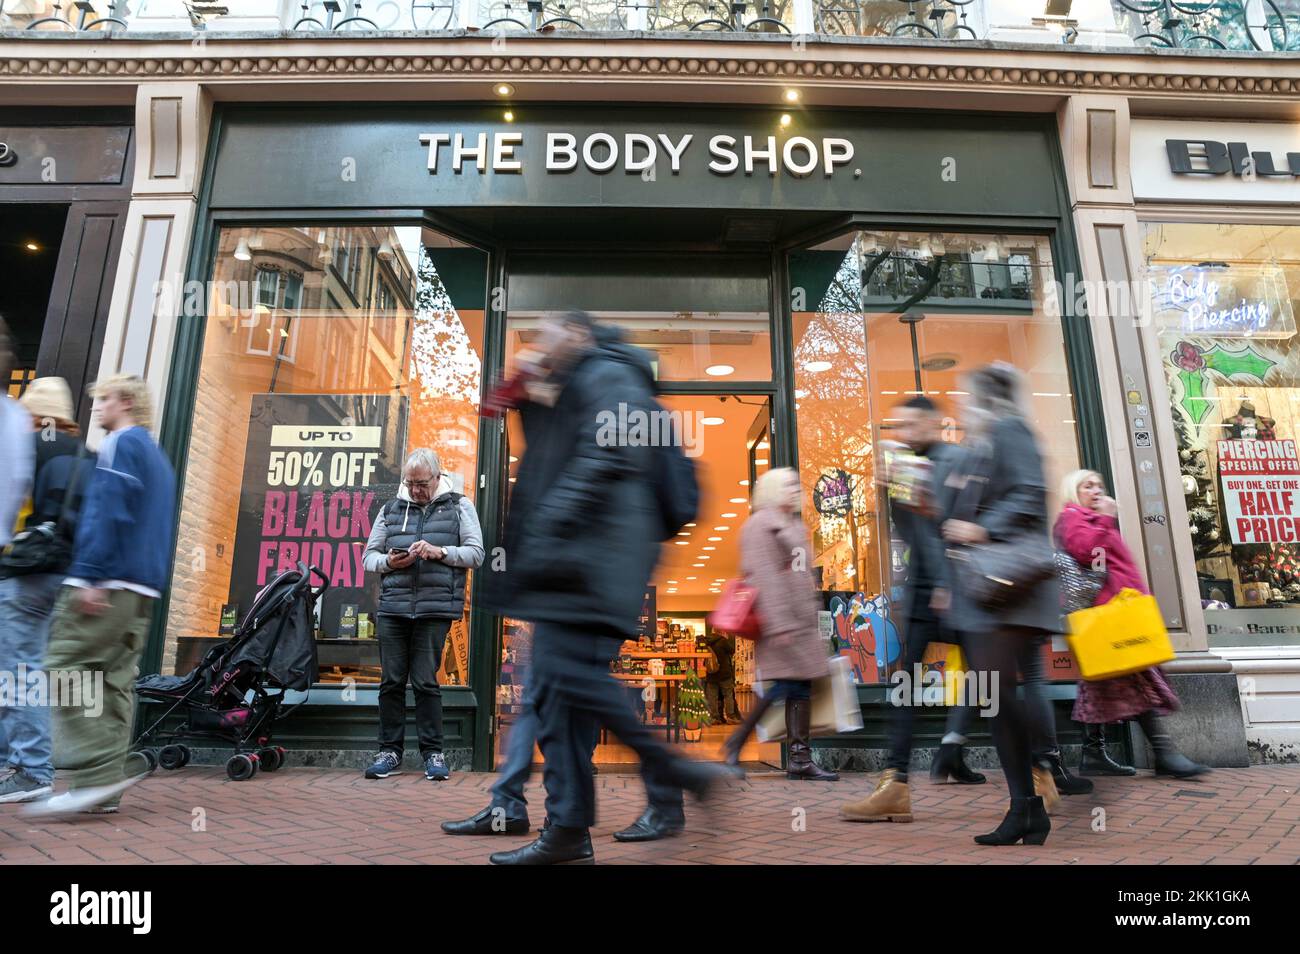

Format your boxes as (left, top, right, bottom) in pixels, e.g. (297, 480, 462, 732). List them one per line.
(677, 670, 711, 743)
(1172, 407, 1223, 560)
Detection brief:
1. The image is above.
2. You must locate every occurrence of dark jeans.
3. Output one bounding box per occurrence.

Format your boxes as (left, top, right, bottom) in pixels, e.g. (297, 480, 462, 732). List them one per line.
(530, 622, 687, 829)
(886, 612, 978, 774)
(766, 679, 812, 703)
(963, 625, 1043, 799)
(704, 678, 739, 721)
(376, 615, 450, 758)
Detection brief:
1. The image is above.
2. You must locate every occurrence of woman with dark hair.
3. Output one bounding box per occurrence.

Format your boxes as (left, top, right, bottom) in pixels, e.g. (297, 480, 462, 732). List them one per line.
(940, 363, 1061, 846)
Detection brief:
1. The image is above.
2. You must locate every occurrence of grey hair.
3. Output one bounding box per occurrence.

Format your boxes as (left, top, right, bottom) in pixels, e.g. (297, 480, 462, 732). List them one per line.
(403, 447, 441, 475)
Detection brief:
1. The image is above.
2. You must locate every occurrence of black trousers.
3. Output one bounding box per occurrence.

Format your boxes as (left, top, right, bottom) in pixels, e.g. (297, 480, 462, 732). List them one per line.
(886, 611, 977, 773)
(530, 622, 685, 829)
(376, 615, 451, 758)
(963, 625, 1043, 799)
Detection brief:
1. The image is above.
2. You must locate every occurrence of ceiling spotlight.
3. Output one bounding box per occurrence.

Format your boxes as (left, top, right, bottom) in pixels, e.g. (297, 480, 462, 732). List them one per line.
(494, 83, 514, 97)
(705, 364, 734, 377)
(693, 563, 705, 568)
(674, 541, 689, 546)
(702, 547, 716, 551)
(739, 480, 750, 487)
(779, 113, 792, 128)
(24, 242, 39, 252)
(701, 417, 725, 426)
(720, 513, 738, 518)
(729, 497, 747, 504)
(677, 531, 690, 537)
(708, 537, 723, 542)
(784, 89, 800, 103)
(686, 576, 697, 581)
(714, 526, 731, 531)
(503, 110, 515, 123)
(685, 523, 696, 527)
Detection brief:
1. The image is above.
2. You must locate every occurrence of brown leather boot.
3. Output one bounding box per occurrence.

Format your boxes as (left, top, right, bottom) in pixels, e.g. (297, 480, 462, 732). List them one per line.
(840, 769, 912, 823)
(1032, 765, 1061, 813)
(785, 699, 839, 781)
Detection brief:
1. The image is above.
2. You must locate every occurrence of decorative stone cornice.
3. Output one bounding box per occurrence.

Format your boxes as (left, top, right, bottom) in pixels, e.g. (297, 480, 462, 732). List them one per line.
(1, 33, 1297, 98)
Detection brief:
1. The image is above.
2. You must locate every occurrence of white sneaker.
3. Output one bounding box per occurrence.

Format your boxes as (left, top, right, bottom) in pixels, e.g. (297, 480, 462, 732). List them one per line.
(22, 776, 140, 818)
(0, 770, 53, 804)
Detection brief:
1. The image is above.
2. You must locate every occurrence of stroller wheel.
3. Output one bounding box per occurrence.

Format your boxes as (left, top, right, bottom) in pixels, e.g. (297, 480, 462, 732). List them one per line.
(259, 747, 284, 772)
(226, 754, 257, 781)
(178, 745, 193, 768)
(126, 749, 157, 776)
(159, 745, 187, 771)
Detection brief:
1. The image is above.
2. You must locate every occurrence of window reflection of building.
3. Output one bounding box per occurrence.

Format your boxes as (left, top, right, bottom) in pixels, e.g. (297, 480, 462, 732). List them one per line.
(791, 229, 1082, 683)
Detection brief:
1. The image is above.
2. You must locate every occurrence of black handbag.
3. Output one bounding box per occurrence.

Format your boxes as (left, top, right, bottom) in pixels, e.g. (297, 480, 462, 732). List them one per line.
(1052, 525, 1106, 614)
(0, 446, 89, 577)
(946, 447, 1056, 611)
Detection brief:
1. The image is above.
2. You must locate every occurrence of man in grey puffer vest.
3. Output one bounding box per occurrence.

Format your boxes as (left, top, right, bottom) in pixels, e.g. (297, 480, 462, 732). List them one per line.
(362, 448, 483, 781)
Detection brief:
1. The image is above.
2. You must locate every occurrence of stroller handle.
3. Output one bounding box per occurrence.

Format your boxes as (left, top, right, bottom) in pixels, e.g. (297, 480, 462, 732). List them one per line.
(297, 562, 331, 597)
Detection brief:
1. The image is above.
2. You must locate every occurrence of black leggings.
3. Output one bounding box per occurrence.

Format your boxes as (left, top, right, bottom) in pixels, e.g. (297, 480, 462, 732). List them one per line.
(963, 626, 1045, 799)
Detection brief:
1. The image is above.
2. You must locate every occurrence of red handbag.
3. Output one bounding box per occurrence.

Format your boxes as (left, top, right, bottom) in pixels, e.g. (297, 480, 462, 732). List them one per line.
(708, 579, 763, 641)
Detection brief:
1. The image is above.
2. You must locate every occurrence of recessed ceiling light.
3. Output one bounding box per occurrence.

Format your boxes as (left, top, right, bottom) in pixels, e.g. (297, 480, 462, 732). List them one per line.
(721, 512, 738, 518)
(779, 113, 792, 127)
(708, 536, 723, 542)
(494, 83, 514, 96)
(686, 576, 697, 581)
(754, 459, 768, 465)
(667, 580, 678, 584)
(693, 563, 705, 568)
(674, 541, 688, 546)
(698, 555, 710, 560)
(677, 531, 690, 536)
(702, 547, 716, 551)
(685, 523, 696, 527)
(784, 89, 800, 103)
(509, 456, 518, 463)
(702, 417, 725, 426)
(24, 242, 39, 252)
(803, 360, 832, 373)
(739, 479, 750, 486)
(503, 110, 515, 123)
(714, 526, 731, 531)
(705, 364, 734, 377)
(729, 497, 746, 504)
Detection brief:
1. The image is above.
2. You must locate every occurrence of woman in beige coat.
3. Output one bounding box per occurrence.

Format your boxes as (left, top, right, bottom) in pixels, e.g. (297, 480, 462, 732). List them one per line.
(721, 467, 838, 780)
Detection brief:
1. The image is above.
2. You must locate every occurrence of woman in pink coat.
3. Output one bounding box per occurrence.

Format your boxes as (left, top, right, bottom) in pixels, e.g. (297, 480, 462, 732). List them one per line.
(1056, 470, 1208, 779)
(721, 467, 838, 781)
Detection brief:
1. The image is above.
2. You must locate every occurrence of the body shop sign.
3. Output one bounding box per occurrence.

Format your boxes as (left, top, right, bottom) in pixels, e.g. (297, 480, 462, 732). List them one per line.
(1218, 439, 1300, 544)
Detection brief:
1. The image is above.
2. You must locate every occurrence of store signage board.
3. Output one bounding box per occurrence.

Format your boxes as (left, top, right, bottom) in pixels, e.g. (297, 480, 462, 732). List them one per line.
(1132, 119, 1300, 203)
(209, 105, 1062, 216)
(1217, 439, 1300, 544)
(1149, 263, 1296, 338)
(0, 125, 131, 185)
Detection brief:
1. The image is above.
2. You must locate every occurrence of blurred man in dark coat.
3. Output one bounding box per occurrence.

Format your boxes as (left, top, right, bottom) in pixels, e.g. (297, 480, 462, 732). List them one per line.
(478, 311, 729, 865)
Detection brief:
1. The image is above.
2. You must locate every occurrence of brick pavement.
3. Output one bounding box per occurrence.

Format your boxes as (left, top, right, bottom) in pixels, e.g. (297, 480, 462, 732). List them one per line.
(1, 764, 1297, 865)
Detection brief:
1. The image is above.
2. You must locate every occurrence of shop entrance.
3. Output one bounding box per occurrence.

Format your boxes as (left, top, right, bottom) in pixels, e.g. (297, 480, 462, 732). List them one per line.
(1, 204, 67, 399)
(494, 248, 784, 768)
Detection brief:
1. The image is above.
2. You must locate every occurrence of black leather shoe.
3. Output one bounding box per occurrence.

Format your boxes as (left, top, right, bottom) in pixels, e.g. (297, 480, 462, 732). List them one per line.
(930, 743, 986, 785)
(613, 806, 685, 843)
(1044, 751, 1093, 795)
(441, 805, 530, 836)
(490, 824, 594, 865)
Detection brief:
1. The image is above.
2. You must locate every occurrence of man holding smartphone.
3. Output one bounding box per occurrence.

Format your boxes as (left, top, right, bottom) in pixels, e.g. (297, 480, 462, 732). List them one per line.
(362, 448, 484, 782)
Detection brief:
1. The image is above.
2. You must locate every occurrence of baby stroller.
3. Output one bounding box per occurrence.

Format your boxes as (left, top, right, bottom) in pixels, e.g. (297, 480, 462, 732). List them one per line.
(133, 563, 327, 780)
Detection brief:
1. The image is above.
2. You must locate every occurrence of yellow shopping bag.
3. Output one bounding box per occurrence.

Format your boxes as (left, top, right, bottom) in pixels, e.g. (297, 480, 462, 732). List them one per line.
(1066, 587, 1175, 681)
(942, 645, 966, 706)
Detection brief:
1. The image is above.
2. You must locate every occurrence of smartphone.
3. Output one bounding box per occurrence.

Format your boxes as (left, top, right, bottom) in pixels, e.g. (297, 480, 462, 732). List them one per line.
(389, 547, 410, 557)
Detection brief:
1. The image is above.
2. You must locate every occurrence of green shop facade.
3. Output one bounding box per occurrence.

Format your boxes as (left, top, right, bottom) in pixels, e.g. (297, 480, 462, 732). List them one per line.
(147, 101, 1111, 772)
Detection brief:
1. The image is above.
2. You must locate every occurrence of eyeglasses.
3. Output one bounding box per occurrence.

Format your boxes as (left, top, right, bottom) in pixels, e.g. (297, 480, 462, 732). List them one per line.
(403, 479, 433, 489)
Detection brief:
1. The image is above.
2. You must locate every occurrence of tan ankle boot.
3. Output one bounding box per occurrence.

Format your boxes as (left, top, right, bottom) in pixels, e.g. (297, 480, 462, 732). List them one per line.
(840, 769, 912, 823)
(1032, 766, 1061, 813)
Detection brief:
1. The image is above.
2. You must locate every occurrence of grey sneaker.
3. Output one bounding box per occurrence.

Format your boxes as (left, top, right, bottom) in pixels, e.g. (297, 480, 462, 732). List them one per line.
(364, 751, 402, 779)
(0, 770, 53, 804)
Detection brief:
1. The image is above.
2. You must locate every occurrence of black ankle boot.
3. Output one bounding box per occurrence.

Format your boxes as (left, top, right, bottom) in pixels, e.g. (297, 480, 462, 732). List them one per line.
(489, 824, 595, 865)
(974, 796, 1051, 846)
(785, 699, 839, 781)
(1079, 723, 1136, 777)
(1043, 750, 1093, 795)
(1136, 711, 1210, 779)
(930, 743, 986, 784)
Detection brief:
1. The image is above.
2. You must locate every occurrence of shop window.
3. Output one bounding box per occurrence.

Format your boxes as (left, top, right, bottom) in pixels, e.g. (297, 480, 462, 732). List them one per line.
(789, 229, 1082, 684)
(164, 224, 489, 687)
(1146, 223, 1300, 647)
